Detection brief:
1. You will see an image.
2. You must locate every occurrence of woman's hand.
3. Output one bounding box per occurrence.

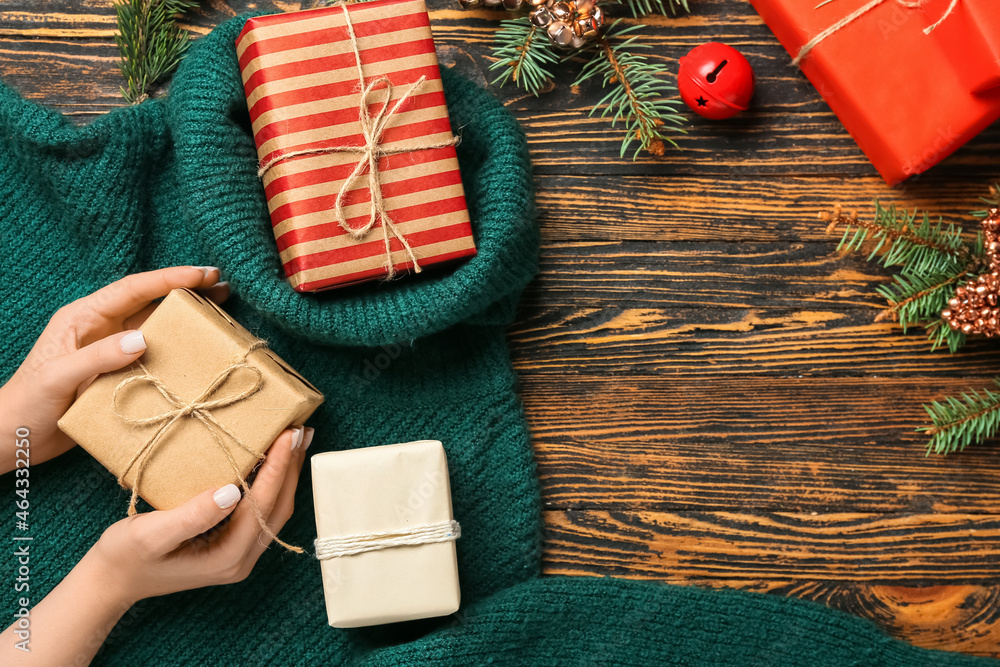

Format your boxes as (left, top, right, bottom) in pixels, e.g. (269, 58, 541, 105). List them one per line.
(0, 266, 229, 474)
(0, 426, 313, 667)
(87, 426, 313, 604)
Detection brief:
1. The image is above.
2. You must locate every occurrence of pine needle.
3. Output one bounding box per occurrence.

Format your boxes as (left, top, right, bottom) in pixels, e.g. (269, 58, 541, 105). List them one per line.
(115, 0, 198, 104)
(612, 0, 689, 18)
(875, 272, 965, 331)
(972, 183, 1000, 219)
(920, 379, 1000, 454)
(575, 21, 687, 159)
(489, 18, 559, 96)
(824, 202, 976, 274)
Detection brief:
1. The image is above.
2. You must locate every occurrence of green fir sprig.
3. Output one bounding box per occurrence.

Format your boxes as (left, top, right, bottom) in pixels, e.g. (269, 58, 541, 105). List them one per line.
(489, 19, 560, 96)
(916, 187, 1000, 454)
(490, 11, 688, 158)
(919, 380, 1000, 455)
(823, 202, 986, 353)
(578, 21, 687, 158)
(115, 0, 198, 104)
(824, 188, 1000, 454)
(972, 185, 1000, 219)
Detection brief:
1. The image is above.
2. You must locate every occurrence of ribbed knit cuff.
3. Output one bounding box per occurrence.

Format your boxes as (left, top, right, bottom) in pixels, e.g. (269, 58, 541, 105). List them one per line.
(364, 577, 999, 666)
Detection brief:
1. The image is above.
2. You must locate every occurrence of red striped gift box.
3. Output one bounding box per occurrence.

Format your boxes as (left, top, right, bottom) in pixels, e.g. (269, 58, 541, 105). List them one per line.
(236, 0, 477, 293)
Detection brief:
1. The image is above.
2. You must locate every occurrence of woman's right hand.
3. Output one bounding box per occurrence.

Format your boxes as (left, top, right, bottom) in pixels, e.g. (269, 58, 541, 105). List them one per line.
(82, 426, 314, 606)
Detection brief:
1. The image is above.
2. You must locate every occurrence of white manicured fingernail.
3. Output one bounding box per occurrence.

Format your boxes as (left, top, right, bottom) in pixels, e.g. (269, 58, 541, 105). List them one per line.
(213, 484, 241, 509)
(194, 266, 219, 279)
(119, 331, 146, 355)
(214, 280, 230, 290)
(290, 427, 304, 451)
(302, 428, 315, 451)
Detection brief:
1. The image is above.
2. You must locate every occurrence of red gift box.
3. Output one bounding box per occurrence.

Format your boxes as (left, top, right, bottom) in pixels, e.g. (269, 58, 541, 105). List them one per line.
(236, 0, 477, 293)
(923, 0, 1000, 94)
(748, 0, 1000, 185)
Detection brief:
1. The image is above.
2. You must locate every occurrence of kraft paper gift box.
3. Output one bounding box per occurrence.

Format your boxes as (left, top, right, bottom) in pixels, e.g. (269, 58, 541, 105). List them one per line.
(58, 288, 324, 512)
(311, 440, 461, 628)
(748, 0, 1000, 185)
(236, 0, 477, 293)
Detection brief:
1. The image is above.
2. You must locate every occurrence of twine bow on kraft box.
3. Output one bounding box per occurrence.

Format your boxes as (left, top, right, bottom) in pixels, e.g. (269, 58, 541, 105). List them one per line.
(748, 0, 1000, 185)
(58, 288, 324, 552)
(236, 0, 478, 293)
(311, 440, 461, 628)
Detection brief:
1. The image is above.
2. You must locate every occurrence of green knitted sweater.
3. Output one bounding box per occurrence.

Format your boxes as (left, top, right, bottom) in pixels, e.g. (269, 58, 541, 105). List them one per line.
(0, 14, 994, 666)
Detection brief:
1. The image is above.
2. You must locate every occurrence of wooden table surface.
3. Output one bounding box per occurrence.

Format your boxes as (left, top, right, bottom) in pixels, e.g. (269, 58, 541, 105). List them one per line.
(4, 0, 1000, 658)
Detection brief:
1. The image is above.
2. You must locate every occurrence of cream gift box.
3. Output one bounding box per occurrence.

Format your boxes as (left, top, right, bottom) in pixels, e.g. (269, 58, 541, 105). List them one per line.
(311, 440, 461, 627)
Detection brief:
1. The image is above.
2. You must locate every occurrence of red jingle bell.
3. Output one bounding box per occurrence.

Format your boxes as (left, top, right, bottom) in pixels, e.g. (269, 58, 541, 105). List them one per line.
(678, 42, 755, 120)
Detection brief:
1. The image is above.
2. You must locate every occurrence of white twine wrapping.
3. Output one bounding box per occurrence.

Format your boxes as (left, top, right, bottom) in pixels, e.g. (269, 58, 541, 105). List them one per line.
(315, 519, 461, 560)
(792, 0, 959, 65)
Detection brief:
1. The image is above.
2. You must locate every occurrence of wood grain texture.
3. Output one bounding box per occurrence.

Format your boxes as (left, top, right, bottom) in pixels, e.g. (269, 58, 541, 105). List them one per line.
(541, 510, 1000, 652)
(2, 1, 998, 174)
(786, 583, 1000, 655)
(2, 0, 999, 657)
(510, 306, 1000, 376)
(542, 510, 1000, 582)
(524, 241, 914, 309)
(524, 375, 1000, 512)
(533, 174, 1000, 242)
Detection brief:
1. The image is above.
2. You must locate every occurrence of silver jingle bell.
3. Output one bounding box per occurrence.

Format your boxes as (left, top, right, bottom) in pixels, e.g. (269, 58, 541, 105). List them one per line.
(530, 7, 553, 26)
(546, 21, 575, 47)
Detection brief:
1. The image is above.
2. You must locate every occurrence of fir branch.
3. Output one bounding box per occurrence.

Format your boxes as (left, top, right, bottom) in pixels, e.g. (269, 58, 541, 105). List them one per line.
(489, 18, 559, 96)
(925, 319, 965, 354)
(823, 202, 986, 353)
(873, 271, 968, 352)
(576, 21, 687, 158)
(823, 202, 978, 274)
(874, 271, 964, 328)
(115, 0, 197, 104)
(611, 0, 689, 18)
(824, 188, 1000, 454)
(919, 379, 1000, 454)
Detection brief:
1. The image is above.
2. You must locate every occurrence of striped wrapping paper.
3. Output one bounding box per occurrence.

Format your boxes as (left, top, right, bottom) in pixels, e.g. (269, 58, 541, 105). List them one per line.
(236, 0, 477, 293)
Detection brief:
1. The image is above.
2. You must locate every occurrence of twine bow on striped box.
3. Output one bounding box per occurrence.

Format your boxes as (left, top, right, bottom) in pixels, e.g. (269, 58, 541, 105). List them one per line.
(236, 0, 477, 293)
